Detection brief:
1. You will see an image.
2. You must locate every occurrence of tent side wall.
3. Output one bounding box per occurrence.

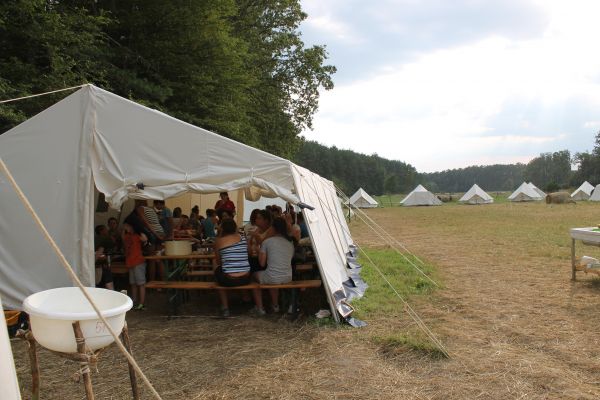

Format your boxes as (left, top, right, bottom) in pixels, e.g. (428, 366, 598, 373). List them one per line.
(0, 89, 95, 309)
(292, 165, 358, 321)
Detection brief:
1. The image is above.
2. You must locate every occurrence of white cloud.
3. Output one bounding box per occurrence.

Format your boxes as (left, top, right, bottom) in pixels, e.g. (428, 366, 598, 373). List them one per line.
(303, 15, 359, 43)
(302, 0, 600, 171)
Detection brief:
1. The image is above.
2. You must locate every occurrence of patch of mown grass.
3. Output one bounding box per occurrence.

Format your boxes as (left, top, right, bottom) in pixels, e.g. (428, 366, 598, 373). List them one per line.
(351, 248, 440, 318)
(308, 315, 341, 328)
(373, 194, 404, 207)
(372, 332, 448, 359)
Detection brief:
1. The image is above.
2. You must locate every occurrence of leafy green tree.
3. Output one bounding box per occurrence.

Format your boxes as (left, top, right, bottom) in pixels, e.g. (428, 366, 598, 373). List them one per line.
(0, 0, 116, 131)
(294, 141, 418, 196)
(1, 0, 336, 161)
(232, 0, 336, 157)
(524, 150, 571, 189)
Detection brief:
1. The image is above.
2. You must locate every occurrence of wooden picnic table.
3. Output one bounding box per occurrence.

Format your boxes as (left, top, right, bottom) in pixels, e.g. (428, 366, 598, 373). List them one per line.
(144, 253, 217, 313)
(570, 227, 600, 280)
(144, 253, 216, 278)
(144, 253, 215, 261)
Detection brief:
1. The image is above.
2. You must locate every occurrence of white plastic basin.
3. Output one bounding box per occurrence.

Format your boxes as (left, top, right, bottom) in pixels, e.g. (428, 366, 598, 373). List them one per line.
(23, 287, 132, 353)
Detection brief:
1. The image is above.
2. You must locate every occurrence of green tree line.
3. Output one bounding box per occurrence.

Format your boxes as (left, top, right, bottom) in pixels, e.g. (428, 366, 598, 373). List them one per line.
(0, 0, 335, 159)
(421, 164, 527, 193)
(294, 141, 418, 195)
(295, 143, 580, 195)
(572, 131, 600, 187)
(421, 150, 576, 193)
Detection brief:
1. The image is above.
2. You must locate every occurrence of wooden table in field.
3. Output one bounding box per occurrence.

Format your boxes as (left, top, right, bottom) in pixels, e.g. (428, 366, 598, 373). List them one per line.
(570, 227, 600, 280)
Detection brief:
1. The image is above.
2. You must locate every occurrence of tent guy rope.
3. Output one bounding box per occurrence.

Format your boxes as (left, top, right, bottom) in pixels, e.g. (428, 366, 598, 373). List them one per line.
(0, 157, 163, 400)
(299, 176, 449, 357)
(336, 185, 429, 268)
(0, 84, 86, 104)
(335, 185, 439, 288)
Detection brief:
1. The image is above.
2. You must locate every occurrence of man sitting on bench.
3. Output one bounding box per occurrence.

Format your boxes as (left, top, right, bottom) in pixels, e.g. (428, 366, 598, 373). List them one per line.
(251, 217, 295, 315)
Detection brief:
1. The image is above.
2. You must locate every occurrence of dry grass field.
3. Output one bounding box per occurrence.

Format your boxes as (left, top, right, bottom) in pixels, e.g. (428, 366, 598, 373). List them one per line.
(11, 200, 600, 399)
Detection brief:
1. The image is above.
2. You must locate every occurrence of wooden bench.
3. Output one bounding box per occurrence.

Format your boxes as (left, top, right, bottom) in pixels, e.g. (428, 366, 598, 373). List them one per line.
(146, 279, 322, 316)
(295, 263, 316, 273)
(184, 270, 215, 278)
(146, 279, 321, 290)
(184, 264, 318, 279)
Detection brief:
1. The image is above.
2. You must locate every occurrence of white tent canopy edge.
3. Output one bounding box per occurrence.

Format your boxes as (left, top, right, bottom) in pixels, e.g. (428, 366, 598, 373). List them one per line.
(0, 85, 361, 321)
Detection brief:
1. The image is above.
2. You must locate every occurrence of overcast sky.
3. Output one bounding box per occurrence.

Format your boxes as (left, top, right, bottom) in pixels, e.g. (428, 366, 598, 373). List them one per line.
(299, 0, 600, 172)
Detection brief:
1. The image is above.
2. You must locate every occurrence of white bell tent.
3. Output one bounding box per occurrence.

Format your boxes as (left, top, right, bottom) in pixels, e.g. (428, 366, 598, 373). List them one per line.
(508, 182, 544, 202)
(571, 181, 594, 201)
(529, 182, 546, 198)
(0, 85, 364, 321)
(349, 187, 378, 208)
(400, 184, 442, 206)
(589, 184, 600, 201)
(458, 184, 494, 204)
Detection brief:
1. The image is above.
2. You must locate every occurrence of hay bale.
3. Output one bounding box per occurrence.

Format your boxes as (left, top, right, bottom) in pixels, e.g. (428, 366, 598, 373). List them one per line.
(545, 191, 575, 204)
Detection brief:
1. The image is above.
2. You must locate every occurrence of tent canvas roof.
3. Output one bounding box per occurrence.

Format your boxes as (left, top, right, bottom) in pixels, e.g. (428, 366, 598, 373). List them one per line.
(572, 181, 594, 200)
(0, 85, 363, 320)
(401, 185, 442, 206)
(349, 187, 378, 208)
(529, 182, 546, 198)
(459, 184, 493, 204)
(508, 182, 543, 201)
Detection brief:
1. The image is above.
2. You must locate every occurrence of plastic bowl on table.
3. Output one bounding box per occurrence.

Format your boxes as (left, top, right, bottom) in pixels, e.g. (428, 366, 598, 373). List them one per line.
(23, 287, 132, 353)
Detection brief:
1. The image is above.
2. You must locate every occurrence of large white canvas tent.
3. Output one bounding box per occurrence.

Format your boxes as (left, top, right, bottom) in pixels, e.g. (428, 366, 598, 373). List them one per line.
(458, 184, 494, 204)
(349, 187, 378, 208)
(589, 184, 600, 201)
(529, 182, 546, 198)
(0, 85, 364, 321)
(508, 182, 544, 202)
(571, 181, 594, 201)
(401, 184, 442, 206)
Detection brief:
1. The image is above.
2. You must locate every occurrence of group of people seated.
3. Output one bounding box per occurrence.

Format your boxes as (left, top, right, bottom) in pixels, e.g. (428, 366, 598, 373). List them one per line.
(94, 192, 311, 316)
(215, 204, 309, 317)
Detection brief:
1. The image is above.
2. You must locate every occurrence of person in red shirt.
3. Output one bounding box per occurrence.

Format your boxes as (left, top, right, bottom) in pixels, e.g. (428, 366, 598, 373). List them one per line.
(122, 223, 147, 310)
(215, 192, 236, 218)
